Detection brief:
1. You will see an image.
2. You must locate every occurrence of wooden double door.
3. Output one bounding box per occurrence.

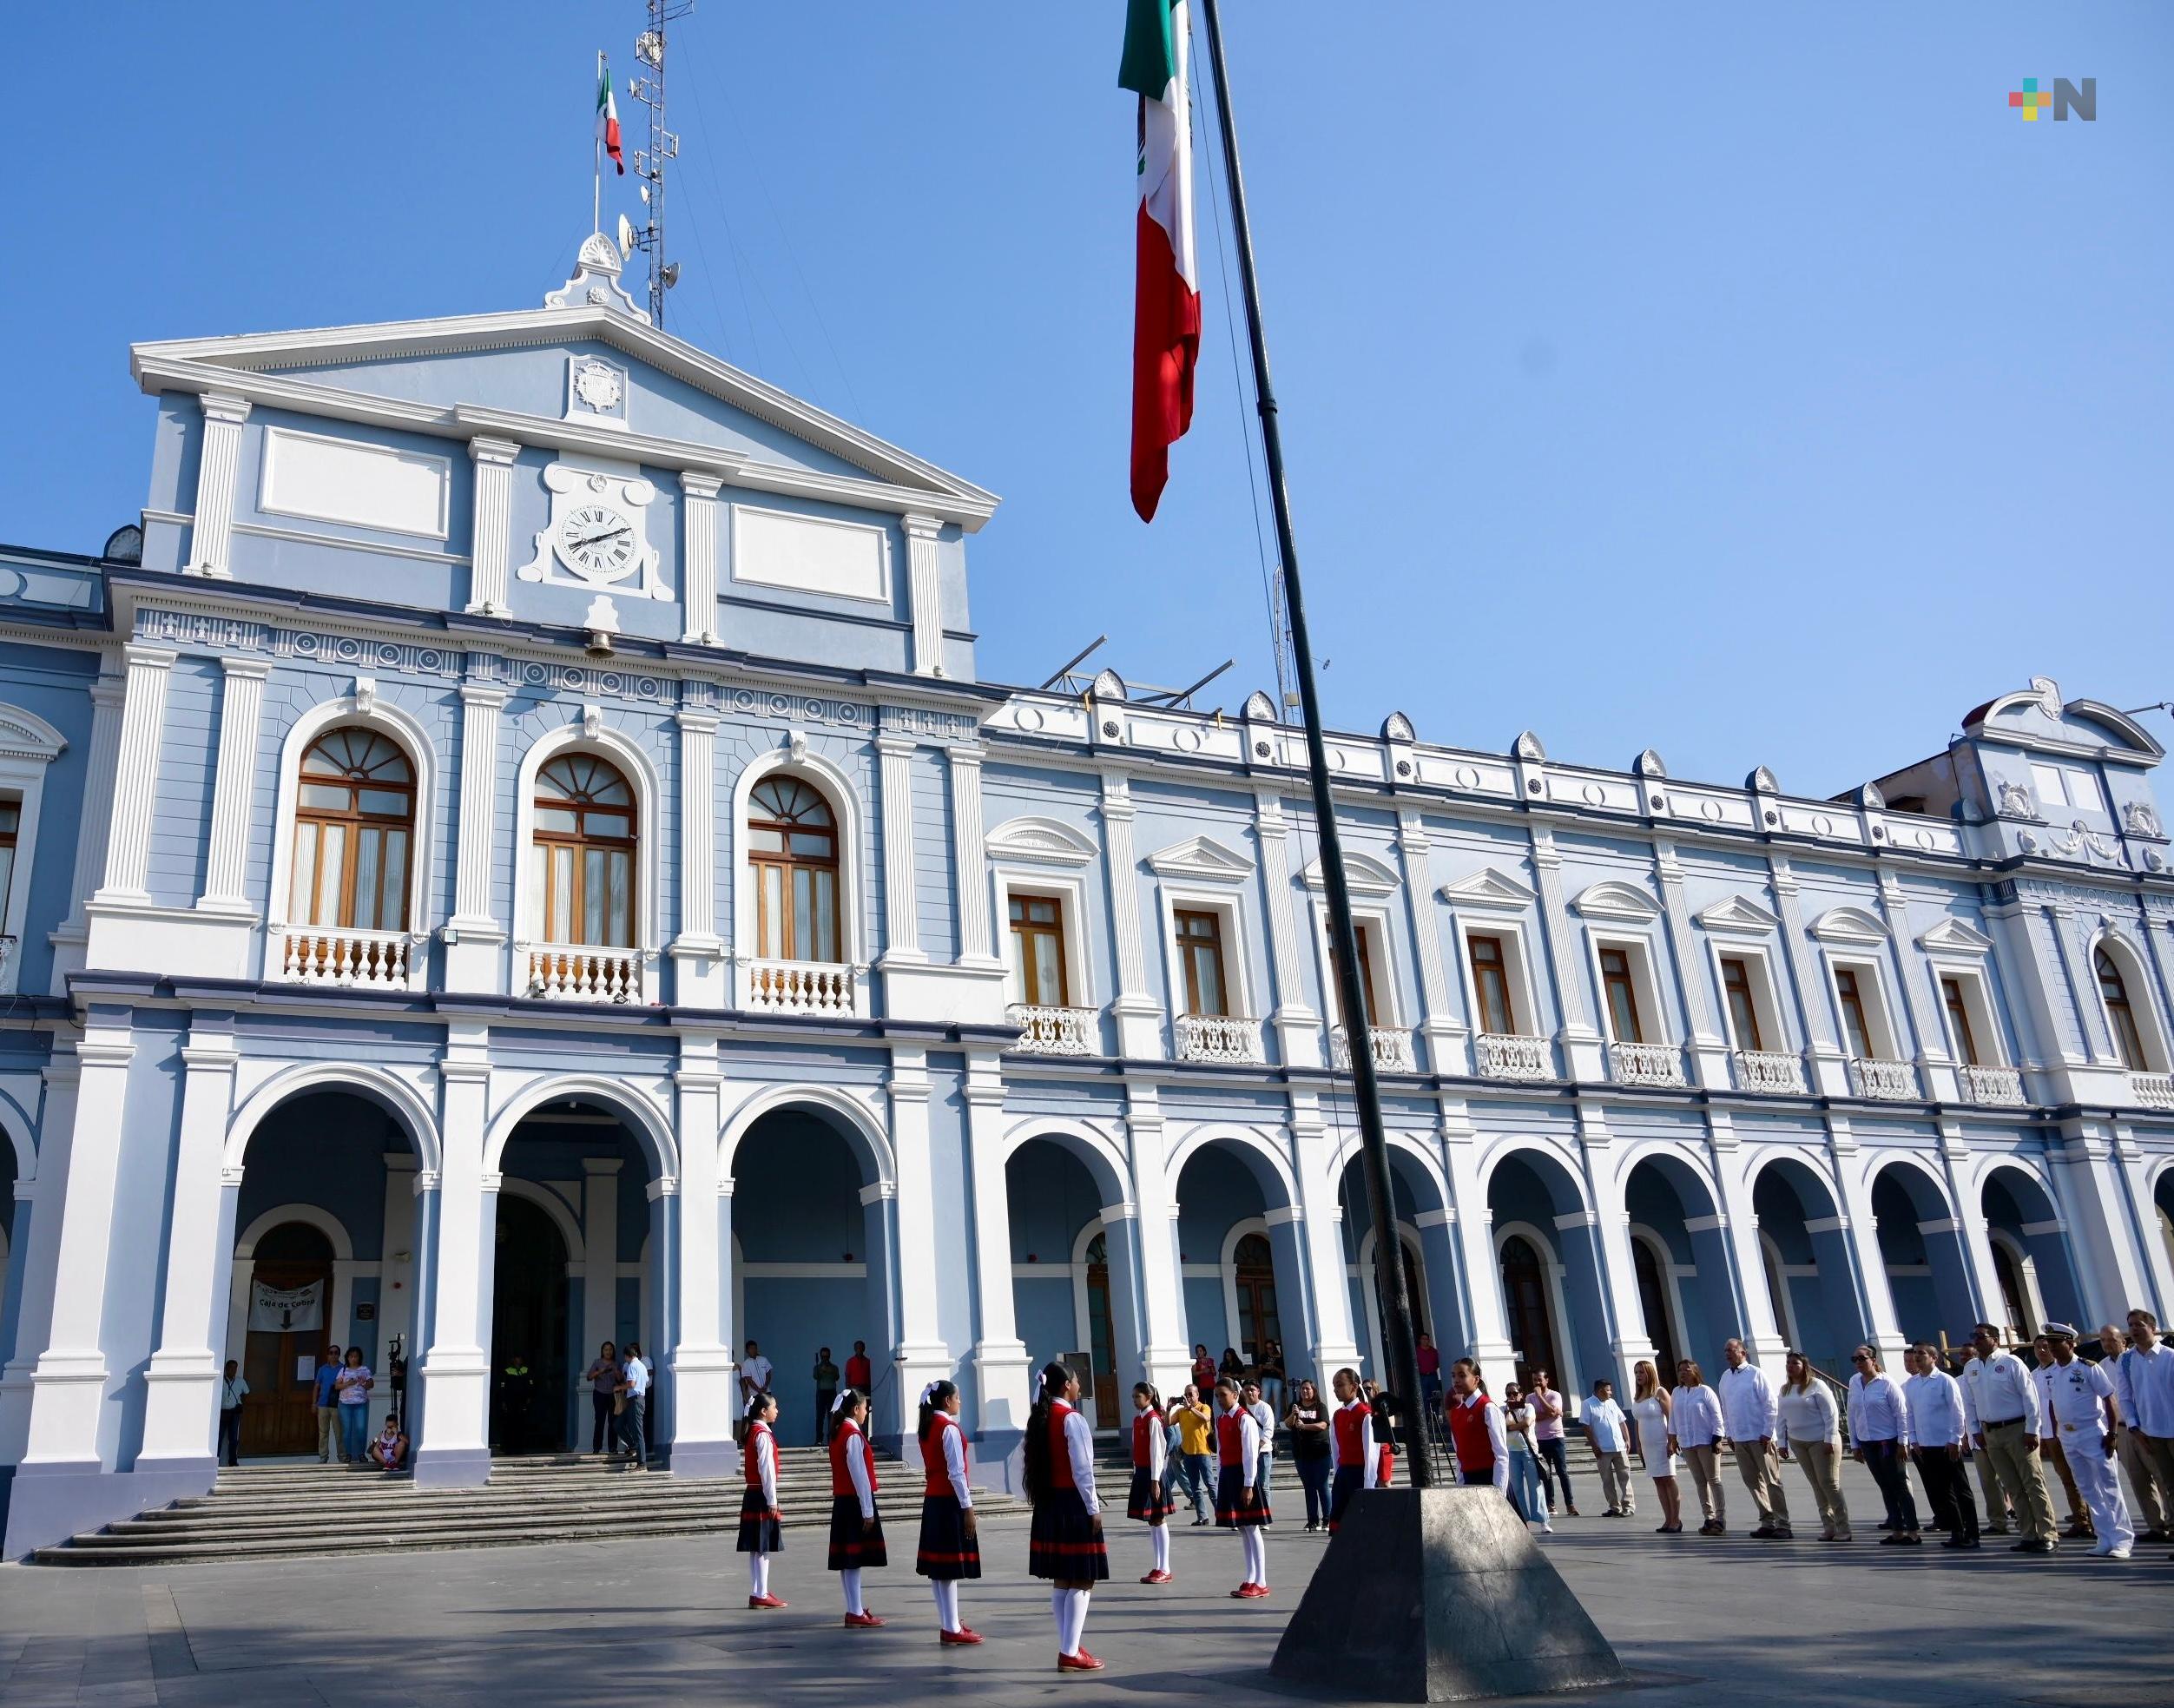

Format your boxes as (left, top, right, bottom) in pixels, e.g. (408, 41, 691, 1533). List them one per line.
(240, 1256, 334, 1456)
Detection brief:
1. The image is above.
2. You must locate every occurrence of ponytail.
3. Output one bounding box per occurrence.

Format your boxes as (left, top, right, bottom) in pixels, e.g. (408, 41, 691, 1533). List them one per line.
(1133, 1380, 1163, 1415)
(1022, 1360, 1073, 1501)
(917, 1379, 958, 1447)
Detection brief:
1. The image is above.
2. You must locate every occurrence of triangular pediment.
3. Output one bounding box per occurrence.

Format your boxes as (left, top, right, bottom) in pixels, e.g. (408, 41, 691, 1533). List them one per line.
(1438, 867, 1537, 911)
(1570, 879, 1661, 922)
(1916, 916, 1995, 955)
(985, 816, 1098, 868)
(1144, 834, 1255, 882)
(1695, 894, 1782, 936)
(1808, 904, 1890, 945)
(1300, 850, 1401, 897)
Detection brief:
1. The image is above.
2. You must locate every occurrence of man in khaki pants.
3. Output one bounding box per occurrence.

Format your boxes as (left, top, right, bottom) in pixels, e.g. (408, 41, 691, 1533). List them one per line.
(313, 1344, 344, 1464)
(1716, 1338, 1793, 1539)
(2118, 1309, 2174, 1541)
(1960, 1322, 2057, 1553)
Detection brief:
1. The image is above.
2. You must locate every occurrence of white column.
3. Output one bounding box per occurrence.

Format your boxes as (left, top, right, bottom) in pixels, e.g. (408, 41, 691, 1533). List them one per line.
(1653, 838, 1729, 1088)
(1289, 1098, 1360, 1375)
(1442, 1101, 1516, 1394)
(668, 1037, 735, 1478)
(948, 744, 998, 966)
(93, 645, 176, 905)
(1770, 855, 1847, 1095)
(1100, 772, 1163, 1057)
(669, 709, 725, 1004)
(187, 393, 250, 577)
(1395, 811, 1464, 1074)
(444, 683, 507, 991)
(195, 658, 270, 914)
(903, 512, 945, 676)
(886, 1046, 952, 1404)
(580, 1157, 622, 1395)
(19, 1030, 135, 1467)
(1828, 1118, 1907, 1368)
(2049, 1119, 2158, 1324)
(2117, 1131, 2174, 1322)
(464, 437, 520, 616)
(1875, 870, 1946, 1096)
(0, 1067, 78, 1465)
(1708, 1117, 1788, 1372)
(136, 1032, 241, 1472)
(965, 1056, 1031, 1439)
(377, 1153, 418, 1416)
(1585, 1138, 1660, 1399)
(678, 472, 723, 643)
(414, 1050, 493, 1487)
(1257, 791, 1319, 1068)
(1122, 1085, 1192, 1401)
(875, 734, 921, 964)
(1529, 827, 1606, 1080)
(48, 673, 126, 986)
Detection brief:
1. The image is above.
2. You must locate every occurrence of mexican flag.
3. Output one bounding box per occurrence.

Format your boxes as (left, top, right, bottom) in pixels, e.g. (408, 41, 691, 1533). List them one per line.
(1119, 0, 1200, 523)
(597, 61, 625, 175)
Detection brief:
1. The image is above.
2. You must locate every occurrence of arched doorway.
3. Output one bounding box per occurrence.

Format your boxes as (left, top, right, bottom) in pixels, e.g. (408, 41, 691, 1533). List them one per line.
(240, 1221, 335, 1457)
(1006, 1136, 1123, 1428)
(1989, 1241, 2033, 1342)
(1084, 1232, 1117, 1422)
(1750, 1156, 1864, 1372)
(1338, 1145, 1459, 1384)
(1870, 1161, 1975, 1347)
(491, 1194, 570, 1454)
(1633, 1238, 1681, 1376)
(1499, 1235, 1558, 1386)
(1233, 1232, 1282, 1361)
(1174, 1138, 1301, 1379)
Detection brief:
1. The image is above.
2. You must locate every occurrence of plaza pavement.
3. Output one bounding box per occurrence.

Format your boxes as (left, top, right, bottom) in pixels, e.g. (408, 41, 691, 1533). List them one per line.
(0, 1457, 2164, 1706)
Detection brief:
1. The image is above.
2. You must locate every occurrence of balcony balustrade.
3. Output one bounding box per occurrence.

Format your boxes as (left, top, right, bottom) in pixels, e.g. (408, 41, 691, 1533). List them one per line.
(527, 944, 645, 1003)
(1959, 1063, 2026, 1107)
(280, 926, 418, 990)
(1611, 1040, 1687, 1088)
(1474, 1032, 1551, 1081)
(1174, 1013, 1267, 1065)
(1733, 1049, 1808, 1095)
(746, 958, 857, 1016)
(2131, 1072, 2174, 1111)
(1007, 1003, 1098, 1057)
(1330, 1025, 1418, 1075)
(1848, 1057, 1918, 1101)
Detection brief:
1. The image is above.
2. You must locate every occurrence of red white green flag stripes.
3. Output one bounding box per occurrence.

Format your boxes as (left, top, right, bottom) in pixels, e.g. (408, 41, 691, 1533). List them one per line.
(596, 60, 625, 175)
(1119, 0, 1201, 523)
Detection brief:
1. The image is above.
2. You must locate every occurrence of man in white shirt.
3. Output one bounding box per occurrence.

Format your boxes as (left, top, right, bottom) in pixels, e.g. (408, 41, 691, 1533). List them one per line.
(218, 1360, 249, 1469)
(1716, 1338, 1792, 1539)
(738, 1338, 775, 1440)
(2040, 1322, 2133, 1559)
(1242, 1381, 1276, 1499)
(2032, 1333, 2092, 1536)
(617, 1341, 652, 1471)
(2118, 1309, 2174, 1544)
(1904, 1342, 1979, 1548)
(1583, 1379, 1635, 1518)
(2101, 1323, 2166, 1542)
(1961, 1322, 2057, 1552)
(1848, 1345, 1920, 1542)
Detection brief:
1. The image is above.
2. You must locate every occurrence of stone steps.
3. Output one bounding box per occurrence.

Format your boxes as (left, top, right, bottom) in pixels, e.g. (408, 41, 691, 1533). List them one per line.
(33, 1449, 1016, 1568)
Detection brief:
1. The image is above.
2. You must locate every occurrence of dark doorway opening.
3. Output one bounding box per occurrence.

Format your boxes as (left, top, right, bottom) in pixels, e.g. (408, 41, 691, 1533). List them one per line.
(241, 1222, 335, 1456)
(492, 1194, 570, 1454)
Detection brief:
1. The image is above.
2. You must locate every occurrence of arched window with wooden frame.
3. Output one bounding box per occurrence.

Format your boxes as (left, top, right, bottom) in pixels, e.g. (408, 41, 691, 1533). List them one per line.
(2098, 946, 2149, 1069)
(530, 753, 637, 947)
(1232, 1232, 1281, 1359)
(748, 775, 840, 963)
(290, 729, 415, 931)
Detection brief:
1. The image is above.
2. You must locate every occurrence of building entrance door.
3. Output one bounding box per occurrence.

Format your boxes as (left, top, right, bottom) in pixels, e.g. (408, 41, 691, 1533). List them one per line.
(1499, 1235, 1559, 1388)
(1085, 1233, 1118, 1427)
(240, 1223, 335, 1456)
(491, 1193, 570, 1454)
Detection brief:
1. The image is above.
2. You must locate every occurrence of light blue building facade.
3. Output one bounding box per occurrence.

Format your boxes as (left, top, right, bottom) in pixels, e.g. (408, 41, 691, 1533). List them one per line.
(1, 234, 2171, 1556)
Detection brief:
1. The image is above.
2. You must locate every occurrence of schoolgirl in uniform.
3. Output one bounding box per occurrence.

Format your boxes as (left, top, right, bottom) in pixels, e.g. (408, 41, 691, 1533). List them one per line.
(1363, 1379, 1398, 1487)
(1127, 1382, 1176, 1584)
(1213, 1379, 1272, 1597)
(1328, 1367, 1375, 1533)
(737, 1388, 787, 1608)
(913, 1380, 982, 1645)
(827, 1388, 888, 1627)
(1025, 1360, 1107, 1672)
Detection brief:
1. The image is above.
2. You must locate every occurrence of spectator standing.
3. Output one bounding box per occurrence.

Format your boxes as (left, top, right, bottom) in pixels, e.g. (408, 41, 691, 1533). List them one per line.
(1499, 1382, 1551, 1533)
(1284, 1378, 1333, 1531)
(1583, 1379, 1633, 1518)
(1170, 1385, 1215, 1525)
(1666, 1359, 1726, 1535)
(1848, 1345, 1920, 1545)
(1960, 1322, 2057, 1553)
(1219, 1346, 1246, 1389)
(845, 1341, 873, 1395)
(585, 1342, 621, 1454)
(1716, 1338, 1792, 1539)
(2042, 1323, 2134, 1559)
(740, 1340, 775, 1441)
(2032, 1333, 2092, 1537)
(1415, 1333, 1443, 1424)
(1191, 1343, 1218, 1395)
(2118, 1309, 2174, 1541)
(218, 1360, 248, 1468)
(313, 1345, 343, 1463)
(334, 1347, 373, 1466)
(1258, 1341, 1287, 1415)
(813, 1346, 841, 1445)
(1527, 1369, 1577, 1516)
(618, 1342, 651, 1470)
(1903, 1341, 1979, 1548)
(1243, 1380, 1276, 1506)
(1775, 1351, 1849, 1541)
(1630, 1362, 1682, 1534)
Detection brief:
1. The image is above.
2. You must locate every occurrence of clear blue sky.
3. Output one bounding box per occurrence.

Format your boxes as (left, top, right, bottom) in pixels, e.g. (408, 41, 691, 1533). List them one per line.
(12, 3, 2171, 795)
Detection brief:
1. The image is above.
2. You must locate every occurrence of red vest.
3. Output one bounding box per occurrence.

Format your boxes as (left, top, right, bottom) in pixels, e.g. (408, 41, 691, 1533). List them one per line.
(1216, 1409, 1248, 1468)
(924, 1414, 965, 1499)
(1446, 1394, 1495, 1471)
(1045, 1401, 1077, 1488)
(1332, 1401, 1372, 1467)
(1131, 1411, 1158, 1467)
(830, 1420, 879, 1498)
(743, 1421, 772, 1487)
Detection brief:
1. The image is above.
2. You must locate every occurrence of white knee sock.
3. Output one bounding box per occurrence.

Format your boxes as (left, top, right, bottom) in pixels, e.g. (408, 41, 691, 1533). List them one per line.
(932, 1579, 952, 1632)
(749, 1553, 767, 1597)
(1152, 1524, 1170, 1573)
(1242, 1527, 1262, 1583)
(841, 1566, 864, 1616)
(1254, 1527, 1268, 1588)
(1061, 1587, 1091, 1655)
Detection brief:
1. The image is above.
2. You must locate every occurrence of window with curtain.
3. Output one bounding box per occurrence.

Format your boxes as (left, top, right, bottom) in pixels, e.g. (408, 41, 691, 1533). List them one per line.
(530, 753, 636, 947)
(1941, 976, 1983, 1066)
(1175, 908, 1230, 1017)
(0, 798, 17, 936)
(2098, 948, 2146, 1069)
(1835, 967, 1876, 1058)
(1721, 957, 1764, 1051)
(1008, 893, 1069, 1005)
(748, 775, 839, 961)
(291, 729, 414, 931)
(1599, 946, 1644, 1043)
(1468, 933, 1516, 1034)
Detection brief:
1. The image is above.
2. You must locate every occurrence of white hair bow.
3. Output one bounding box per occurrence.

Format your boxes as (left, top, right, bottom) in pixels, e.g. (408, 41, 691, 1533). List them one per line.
(831, 1390, 851, 1415)
(919, 1382, 940, 1408)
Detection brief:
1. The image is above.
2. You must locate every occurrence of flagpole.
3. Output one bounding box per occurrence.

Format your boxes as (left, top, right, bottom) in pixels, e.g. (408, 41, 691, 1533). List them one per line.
(594, 50, 604, 234)
(1192, 0, 1433, 1487)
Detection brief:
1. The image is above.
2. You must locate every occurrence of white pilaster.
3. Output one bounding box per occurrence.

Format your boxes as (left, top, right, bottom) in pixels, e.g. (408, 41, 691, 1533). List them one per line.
(1828, 1118, 1907, 1368)
(1289, 1098, 1360, 1375)
(186, 393, 250, 577)
(1584, 1131, 1661, 1398)
(1653, 838, 1729, 1088)
(464, 437, 521, 617)
(875, 734, 922, 964)
(414, 1044, 492, 1487)
(93, 645, 176, 906)
(949, 744, 998, 966)
(1395, 811, 1464, 1073)
(1442, 1102, 1516, 1394)
(1770, 855, 1848, 1096)
(443, 683, 507, 991)
(1529, 826, 1606, 1080)
(1707, 1114, 1788, 1370)
(1099, 772, 1163, 1058)
(47, 673, 126, 992)
(669, 1036, 735, 1476)
(1875, 869, 1948, 1098)
(669, 709, 726, 1004)
(886, 1047, 952, 1408)
(678, 472, 723, 643)
(2048, 1119, 2158, 1324)
(1121, 1085, 1192, 1401)
(964, 1055, 1031, 1437)
(195, 657, 271, 914)
(1257, 791, 1319, 1068)
(903, 512, 945, 676)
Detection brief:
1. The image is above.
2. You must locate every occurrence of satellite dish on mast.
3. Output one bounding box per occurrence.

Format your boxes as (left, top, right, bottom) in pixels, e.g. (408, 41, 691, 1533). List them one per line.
(616, 214, 637, 258)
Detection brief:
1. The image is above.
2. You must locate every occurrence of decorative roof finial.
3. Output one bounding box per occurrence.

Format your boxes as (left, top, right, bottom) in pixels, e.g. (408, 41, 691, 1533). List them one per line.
(545, 232, 648, 321)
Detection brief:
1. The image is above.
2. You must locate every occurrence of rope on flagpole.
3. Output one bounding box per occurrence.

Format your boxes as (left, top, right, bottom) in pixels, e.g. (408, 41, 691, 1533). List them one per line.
(594, 50, 604, 234)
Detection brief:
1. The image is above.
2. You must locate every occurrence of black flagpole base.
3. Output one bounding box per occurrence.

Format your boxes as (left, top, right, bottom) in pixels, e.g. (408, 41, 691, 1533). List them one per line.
(1269, 1487, 1626, 1703)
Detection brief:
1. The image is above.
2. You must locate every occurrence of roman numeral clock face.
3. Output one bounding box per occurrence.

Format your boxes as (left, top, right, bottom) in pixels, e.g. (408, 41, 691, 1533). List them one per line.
(557, 504, 636, 578)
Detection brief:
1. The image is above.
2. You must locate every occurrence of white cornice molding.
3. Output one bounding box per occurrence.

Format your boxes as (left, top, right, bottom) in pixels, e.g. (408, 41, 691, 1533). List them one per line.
(1438, 867, 1538, 912)
(1298, 849, 1400, 897)
(1569, 879, 1662, 922)
(1143, 834, 1255, 882)
(1695, 894, 1783, 936)
(985, 815, 1098, 867)
(1915, 916, 1996, 955)
(1807, 904, 1890, 946)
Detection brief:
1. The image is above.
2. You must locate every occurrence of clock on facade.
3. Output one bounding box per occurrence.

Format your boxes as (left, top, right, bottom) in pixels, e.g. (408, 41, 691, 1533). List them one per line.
(557, 503, 637, 578)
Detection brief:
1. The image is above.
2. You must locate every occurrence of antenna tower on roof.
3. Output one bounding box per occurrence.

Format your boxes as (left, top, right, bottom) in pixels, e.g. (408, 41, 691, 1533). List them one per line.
(628, 0, 691, 327)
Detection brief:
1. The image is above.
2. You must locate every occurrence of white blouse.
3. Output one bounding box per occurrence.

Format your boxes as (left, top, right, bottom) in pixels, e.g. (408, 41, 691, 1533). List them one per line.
(1775, 1382, 1839, 1452)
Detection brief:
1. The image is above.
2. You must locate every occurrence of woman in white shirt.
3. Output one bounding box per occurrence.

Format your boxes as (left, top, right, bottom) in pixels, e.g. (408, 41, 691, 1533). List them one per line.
(1666, 1359, 1727, 1535)
(1499, 1382, 1552, 1533)
(1775, 1351, 1852, 1542)
(1630, 1361, 1682, 1534)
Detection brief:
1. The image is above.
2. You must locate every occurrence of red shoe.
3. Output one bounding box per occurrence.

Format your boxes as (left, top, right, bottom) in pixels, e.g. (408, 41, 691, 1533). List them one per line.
(1229, 1582, 1256, 1599)
(939, 1626, 984, 1645)
(1058, 1651, 1105, 1672)
(1139, 1569, 1173, 1585)
(844, 1610, 886, 1628)
(1241, 1583, 1271, 1599)
(747, 1594, 787, 1610)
